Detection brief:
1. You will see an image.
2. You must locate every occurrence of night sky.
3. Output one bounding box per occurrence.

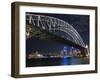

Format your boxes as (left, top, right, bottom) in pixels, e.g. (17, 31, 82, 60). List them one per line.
(26, 12, 89, 54)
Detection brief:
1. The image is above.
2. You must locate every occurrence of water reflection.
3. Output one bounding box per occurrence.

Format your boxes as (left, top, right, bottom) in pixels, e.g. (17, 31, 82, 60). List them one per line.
(26, 57, 89, 67)
(60, 57, 89, 65)
(61, 57, 68, 65)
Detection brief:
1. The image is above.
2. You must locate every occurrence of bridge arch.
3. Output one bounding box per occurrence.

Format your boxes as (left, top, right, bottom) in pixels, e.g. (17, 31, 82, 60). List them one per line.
(26, 14, 85, 48)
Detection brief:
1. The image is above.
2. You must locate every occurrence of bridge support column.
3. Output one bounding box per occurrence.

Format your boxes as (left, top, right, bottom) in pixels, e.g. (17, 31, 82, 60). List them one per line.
(80, 48, 88, 57)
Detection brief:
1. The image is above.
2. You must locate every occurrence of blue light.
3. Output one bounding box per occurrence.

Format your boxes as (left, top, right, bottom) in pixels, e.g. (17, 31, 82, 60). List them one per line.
(61, 57, 68, 65)
(71, 57, 77, 65)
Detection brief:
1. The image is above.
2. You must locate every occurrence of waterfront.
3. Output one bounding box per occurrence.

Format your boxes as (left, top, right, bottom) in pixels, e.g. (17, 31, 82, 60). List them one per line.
(26, 57, 89, 67)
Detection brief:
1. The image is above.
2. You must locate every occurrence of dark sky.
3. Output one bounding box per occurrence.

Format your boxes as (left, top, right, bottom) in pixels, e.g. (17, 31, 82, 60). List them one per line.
(26, 12, 89, 54)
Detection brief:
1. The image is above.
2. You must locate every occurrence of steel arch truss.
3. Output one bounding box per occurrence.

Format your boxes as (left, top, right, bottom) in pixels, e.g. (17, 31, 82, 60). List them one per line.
(26, 14, 85, 48)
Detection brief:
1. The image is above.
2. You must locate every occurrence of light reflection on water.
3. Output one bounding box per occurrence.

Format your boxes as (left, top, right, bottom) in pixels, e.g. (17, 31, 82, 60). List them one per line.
(60, 57, 89, 65)
(61, 57, 68, 65)
(26, 57, 89, 67)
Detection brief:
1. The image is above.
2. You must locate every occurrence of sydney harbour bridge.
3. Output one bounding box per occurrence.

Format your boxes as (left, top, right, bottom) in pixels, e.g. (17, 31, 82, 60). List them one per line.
(26, 13, 88, 57)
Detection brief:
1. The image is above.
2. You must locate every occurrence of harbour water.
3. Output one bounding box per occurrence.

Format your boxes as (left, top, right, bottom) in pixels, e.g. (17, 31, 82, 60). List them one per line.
(26, 57, 89, 67)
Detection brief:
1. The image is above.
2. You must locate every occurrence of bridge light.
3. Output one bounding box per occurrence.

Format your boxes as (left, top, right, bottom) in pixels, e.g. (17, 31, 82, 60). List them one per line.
(85, 45, 88, 48)
(42, 26, 46, 30)
(26, 32, 30, 37)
